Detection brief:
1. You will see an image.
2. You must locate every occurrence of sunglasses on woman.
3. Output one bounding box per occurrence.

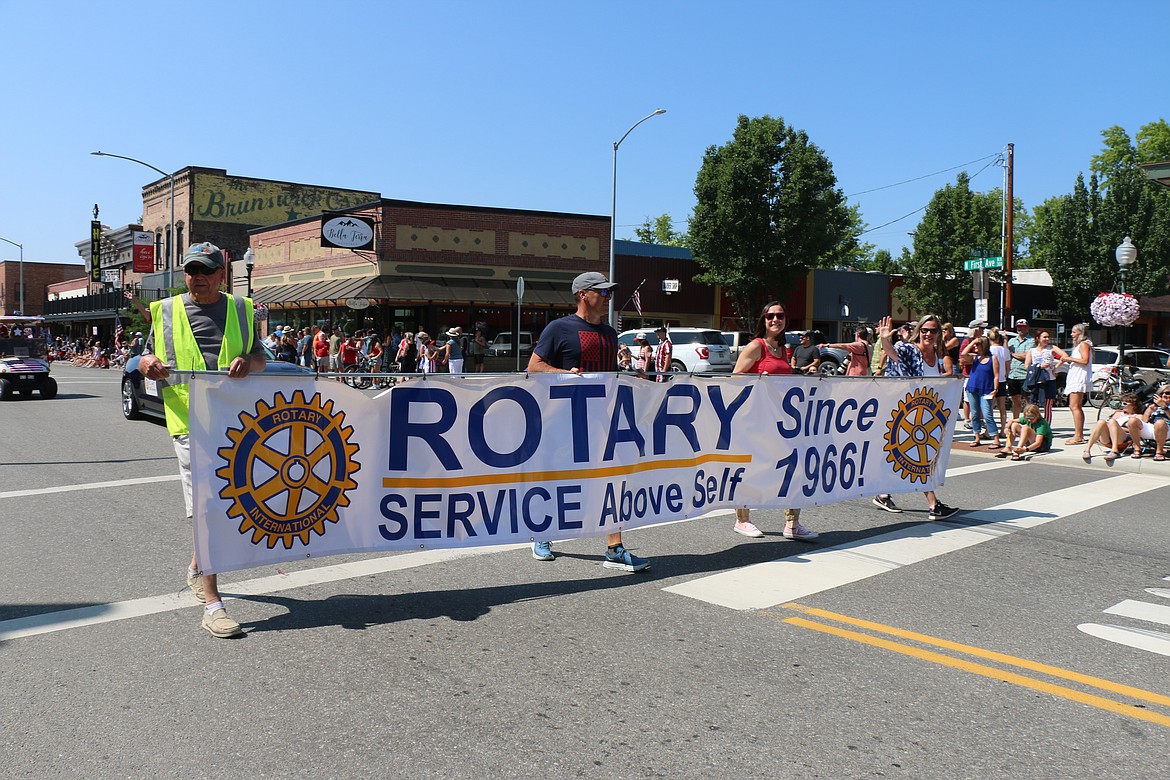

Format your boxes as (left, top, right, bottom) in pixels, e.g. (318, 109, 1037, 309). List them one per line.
(919, 327, 940, 334)
(765, 313, 786, 320)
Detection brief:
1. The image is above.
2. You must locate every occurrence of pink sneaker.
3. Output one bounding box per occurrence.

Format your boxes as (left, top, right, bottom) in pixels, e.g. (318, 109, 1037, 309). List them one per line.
(733, 520, 764, 538)
(783, 523, 819, 542)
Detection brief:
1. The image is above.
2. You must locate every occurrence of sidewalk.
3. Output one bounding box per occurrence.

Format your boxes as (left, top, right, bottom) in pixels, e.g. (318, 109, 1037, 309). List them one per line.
(951, 402, 1170, 476)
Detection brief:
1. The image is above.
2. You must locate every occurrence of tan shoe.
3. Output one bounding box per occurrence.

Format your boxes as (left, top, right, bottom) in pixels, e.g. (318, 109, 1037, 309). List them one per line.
(186, 573, 204, 602)
(202, 608, 243, 638)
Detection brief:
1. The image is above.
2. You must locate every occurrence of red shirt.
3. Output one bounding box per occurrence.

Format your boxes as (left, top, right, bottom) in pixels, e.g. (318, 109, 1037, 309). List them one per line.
(749, 337, 792, 374)
(341, 342, 360, 365)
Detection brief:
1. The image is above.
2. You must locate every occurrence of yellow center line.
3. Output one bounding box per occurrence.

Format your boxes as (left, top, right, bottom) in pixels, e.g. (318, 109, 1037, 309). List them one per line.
(776, 603, 1170, 709)
(381, 453, 753, 489)
(778, 616, 1170, 729)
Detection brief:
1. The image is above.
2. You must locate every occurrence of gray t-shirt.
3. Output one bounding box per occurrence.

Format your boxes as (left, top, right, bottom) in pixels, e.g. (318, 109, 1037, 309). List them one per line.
(147, 294, 264, 369)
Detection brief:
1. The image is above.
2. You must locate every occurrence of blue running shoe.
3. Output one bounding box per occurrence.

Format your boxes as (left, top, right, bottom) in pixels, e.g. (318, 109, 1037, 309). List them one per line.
(603, 545, 650, 572)
(532, 540, 555, 561)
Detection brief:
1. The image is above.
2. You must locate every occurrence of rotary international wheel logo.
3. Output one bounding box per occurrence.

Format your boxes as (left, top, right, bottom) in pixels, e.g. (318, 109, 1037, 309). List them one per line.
(216, 390, 360, 549)
(883, 388, 950, 484)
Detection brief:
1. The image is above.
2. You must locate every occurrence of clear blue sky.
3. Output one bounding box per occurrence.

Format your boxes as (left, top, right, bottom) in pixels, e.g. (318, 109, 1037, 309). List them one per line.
(2, 0, 1166, 267)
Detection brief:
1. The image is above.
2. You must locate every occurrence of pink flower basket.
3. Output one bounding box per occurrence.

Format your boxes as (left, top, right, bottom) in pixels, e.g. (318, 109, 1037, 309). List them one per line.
(1090, 292, 1140, 327)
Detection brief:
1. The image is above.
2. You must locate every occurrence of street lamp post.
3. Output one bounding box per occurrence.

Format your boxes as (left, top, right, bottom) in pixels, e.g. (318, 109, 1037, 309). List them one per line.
(91, 151, 176, 291)
(244, 248, 255, 297)
(609, 108, 666, 325)
(0, 236, 22, 315)
(1115, 235, 1138, 375)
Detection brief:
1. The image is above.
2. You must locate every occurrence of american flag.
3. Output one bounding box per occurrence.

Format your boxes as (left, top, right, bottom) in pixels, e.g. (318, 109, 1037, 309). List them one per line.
(114, 315, 124, 345)
(633, 289, 642, 316)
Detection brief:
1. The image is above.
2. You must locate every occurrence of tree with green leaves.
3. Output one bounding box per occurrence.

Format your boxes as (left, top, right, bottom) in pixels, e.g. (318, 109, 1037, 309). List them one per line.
(899, 172, 1004, 321)
(1035, 123, 1170, 318)
(814, 203, 873, 270)
(627, 213, 688, 247)
(687, 114, 852, 325)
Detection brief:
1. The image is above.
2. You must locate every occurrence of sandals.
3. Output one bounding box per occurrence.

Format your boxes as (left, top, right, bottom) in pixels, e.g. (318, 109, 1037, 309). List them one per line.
(1010, 453, 1022, 461)
(995, 451, 1010, 459)
(1081, 450, 1092, 462)
(1132, 451, 1143, 459)
(1155, 453, 1168, 462)
(1065, 438, 1086, 446)
(1103, 451, 1119, 462)
(988, 443, 1002, 450)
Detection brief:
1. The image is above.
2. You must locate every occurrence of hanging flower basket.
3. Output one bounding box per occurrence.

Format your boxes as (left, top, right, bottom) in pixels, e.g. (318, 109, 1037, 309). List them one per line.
(1090, 292, 1140, 327)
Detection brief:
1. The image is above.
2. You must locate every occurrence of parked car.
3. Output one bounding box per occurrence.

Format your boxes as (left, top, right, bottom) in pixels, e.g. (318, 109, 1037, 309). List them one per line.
(486, 331, 533, 358)
(0, 337, 56, 400)
(721, 331, 754, 360)
(121, 344, 312, 422)
(785, 330, 849, 376)
(617, 328, 733, 373)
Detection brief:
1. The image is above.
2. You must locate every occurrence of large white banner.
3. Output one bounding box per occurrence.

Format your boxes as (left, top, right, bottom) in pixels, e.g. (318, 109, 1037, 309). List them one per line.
(189, 373, 961, 574)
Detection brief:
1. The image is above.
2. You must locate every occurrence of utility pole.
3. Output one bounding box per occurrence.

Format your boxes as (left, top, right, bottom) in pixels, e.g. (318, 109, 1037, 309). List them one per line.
(1004, 143, 1014, 326)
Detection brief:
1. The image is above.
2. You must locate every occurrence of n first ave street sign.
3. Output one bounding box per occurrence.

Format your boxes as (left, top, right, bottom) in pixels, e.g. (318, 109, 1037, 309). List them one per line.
(963, 257, 1004, 271)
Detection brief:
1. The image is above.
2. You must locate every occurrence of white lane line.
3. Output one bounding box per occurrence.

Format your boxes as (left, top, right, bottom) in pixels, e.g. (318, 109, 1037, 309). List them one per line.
(1146, 588, 1170, 600)
(664, 473, 1166, 611)
(1104, 599, 1170, 628)
(1077, 624, 1170, 657)
(0, 544, 525, 642)
(0, 474, 180, 500)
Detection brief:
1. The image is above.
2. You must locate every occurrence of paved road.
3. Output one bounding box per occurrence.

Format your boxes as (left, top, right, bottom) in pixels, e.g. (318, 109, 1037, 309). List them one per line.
(3, 363, 1169, 779)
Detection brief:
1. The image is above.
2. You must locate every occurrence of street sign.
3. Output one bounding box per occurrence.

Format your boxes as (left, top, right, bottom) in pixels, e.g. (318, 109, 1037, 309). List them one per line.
(963, 257, 1004, 271)
(967, 247, 995, 258)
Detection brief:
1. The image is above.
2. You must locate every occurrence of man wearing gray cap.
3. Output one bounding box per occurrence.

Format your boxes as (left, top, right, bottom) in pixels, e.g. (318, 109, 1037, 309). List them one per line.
(138, 242, 265, 638)
(526, 271, 650, 572)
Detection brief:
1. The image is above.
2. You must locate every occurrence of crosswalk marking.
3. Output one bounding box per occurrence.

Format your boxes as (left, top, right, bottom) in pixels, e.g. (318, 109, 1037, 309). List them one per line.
(664, 473, 1166, 611)
(0, 545, 524, 642)
(1077, 624, 1170, 658)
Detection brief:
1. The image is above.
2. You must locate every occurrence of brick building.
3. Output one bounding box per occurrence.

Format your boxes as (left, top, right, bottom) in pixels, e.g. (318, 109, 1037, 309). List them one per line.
(0, 260, 86, 317)
(248, 199, 614, 338)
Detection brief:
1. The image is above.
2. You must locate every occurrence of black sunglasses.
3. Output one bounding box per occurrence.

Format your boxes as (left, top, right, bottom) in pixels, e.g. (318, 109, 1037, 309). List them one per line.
(765, 313, 786, 321)
(184, 264, 219, 276)
(920, 327, 940, 334)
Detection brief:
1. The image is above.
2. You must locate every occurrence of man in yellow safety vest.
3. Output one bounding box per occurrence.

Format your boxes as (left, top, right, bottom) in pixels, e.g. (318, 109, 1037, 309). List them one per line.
(138, 243, 265, 638)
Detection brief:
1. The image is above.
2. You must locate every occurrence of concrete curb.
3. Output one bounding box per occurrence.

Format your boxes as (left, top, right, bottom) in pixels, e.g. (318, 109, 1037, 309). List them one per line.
(952, 402, 1170, 476)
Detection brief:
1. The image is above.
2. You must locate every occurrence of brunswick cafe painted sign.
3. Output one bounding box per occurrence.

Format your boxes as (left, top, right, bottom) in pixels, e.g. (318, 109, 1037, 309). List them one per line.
(322, 215, 376, 251)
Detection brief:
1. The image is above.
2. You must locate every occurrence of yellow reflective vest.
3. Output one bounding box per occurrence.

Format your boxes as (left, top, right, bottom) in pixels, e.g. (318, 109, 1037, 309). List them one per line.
(149, 293, 255, 436)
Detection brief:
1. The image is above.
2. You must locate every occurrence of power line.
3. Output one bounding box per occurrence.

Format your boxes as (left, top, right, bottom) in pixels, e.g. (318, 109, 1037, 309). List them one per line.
(859, 153, 1006, 236)
(847, 152, 1002, 197)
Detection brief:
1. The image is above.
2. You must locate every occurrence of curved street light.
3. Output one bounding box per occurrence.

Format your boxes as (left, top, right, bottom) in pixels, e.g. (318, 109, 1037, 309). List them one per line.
(610, 108, 666, 324)
(91, 151, 176, 291)
(0, 235, 22, 315)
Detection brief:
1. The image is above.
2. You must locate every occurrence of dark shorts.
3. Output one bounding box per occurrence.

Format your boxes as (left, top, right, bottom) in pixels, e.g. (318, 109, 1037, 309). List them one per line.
(996, 384, 1008, 398)
(472, 354, 484, 366)
(1007, 378, 1026, 397)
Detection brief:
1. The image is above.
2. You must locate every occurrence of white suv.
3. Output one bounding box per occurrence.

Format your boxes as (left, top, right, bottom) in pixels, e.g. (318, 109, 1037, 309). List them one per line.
(618, 328, 733, 373)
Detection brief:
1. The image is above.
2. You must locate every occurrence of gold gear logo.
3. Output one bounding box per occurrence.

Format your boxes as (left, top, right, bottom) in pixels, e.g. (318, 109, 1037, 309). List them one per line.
(216, 390, 360, 549)
(883, 387, 950, 484)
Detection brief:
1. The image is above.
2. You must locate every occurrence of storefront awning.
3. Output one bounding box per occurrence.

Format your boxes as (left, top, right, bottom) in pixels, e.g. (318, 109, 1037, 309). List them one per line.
(253, 275, 567, 306)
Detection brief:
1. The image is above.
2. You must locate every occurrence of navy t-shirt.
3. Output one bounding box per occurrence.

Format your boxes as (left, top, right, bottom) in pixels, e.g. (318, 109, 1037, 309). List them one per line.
(533, 314, 618, 372)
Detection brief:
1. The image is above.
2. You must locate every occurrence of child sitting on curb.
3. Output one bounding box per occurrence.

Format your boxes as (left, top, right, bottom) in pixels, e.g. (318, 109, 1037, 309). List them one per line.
(998, 403, 1052, 461)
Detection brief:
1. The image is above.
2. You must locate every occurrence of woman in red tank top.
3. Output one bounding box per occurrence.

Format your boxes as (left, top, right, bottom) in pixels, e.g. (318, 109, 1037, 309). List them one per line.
(729, 301, 819, 542)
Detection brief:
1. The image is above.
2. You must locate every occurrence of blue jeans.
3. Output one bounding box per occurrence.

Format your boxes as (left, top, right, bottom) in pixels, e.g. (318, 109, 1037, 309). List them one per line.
(966, 391, 998, 438)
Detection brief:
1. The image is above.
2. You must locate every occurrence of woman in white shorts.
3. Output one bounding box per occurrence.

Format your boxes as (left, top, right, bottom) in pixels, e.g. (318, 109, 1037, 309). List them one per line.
(1061, 323, 1092, 445)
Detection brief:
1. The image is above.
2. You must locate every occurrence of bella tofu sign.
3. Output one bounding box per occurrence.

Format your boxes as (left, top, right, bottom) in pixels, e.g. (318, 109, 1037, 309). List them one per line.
(321, 215, 376, 250)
